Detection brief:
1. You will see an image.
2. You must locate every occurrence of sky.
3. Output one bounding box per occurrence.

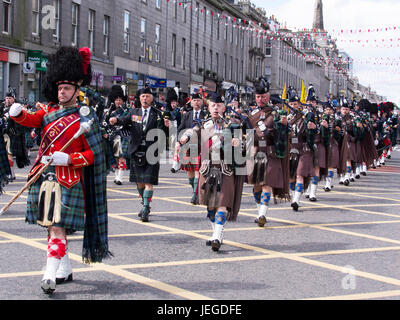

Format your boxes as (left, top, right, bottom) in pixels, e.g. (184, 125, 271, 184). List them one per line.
(251, 0, 400, 105)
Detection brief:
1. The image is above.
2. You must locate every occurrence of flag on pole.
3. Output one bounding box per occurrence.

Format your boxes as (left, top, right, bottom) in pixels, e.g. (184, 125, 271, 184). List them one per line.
(300, 80, 307, 104)
(281, 83, 287, 100)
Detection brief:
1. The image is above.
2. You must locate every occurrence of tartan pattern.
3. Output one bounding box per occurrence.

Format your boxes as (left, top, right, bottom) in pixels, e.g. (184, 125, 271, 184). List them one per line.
(26, 167, 85, 231)
(121, 137, 130, 159)
(26, 105, 110, 263)
(47, 238, 67, 259)
(80, 109, 111, 264)
(129, 162, 160, 185)
(25, 130, 34, 149)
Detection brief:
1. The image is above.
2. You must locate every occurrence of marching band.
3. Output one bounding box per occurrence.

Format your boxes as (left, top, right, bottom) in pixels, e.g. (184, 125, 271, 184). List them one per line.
(0, 46, 398, 293)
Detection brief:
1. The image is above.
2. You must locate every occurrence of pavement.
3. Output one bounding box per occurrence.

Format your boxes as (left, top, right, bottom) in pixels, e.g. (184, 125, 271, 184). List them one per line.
(0, 150, 400, 303)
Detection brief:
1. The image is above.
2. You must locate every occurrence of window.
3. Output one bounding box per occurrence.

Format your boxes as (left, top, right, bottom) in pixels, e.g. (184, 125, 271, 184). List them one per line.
(155, 24, 161, 62)
(171, 33, 176, 67)
(32, 0, 40, 36)
(123, 10, 130, 53)
(202, 46, 206, 73)
(235, 58, 238, 82)
(72, 3, 79, 46)
(103, 15, 110, 55)
(215, 52, 219, 75)
(140, 18, 146, 58)
(209, 49, 212, 72)
(88, 10, 95, 52)
(224, 18, 228, 40)
(173, 1, 177, 20)
(196, 2, 199, 29)
(210, 14, 213, 37)
(195, 43, 199, 73)
(265, 41, 272, 56)
(156, 0, 161, 10)
(223, 54, 227, 79)
(3, 0, 12, 34)
(181, 38, 186, 69)
(229, 56, 233, 80)
(183, 4, 187, 23)
(53, 0, 60, 41)
(203, 7, 206, 32)
(240, 60, 244, 83)
(216, 16, 220, 40)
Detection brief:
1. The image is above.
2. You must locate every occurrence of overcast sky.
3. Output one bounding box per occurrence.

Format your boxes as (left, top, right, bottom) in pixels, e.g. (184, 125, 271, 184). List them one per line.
(252, 0, 400, 105)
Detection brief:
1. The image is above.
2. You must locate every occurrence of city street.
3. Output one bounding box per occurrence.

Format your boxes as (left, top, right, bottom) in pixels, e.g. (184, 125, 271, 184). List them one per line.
(0, 150, 400, 302)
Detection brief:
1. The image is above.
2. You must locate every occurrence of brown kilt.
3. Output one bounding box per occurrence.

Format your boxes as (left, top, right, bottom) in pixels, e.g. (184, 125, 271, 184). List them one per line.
(361, 131, 379, 166)
(297, 150, 315, 178)
(328, 139, 340, 169)
(316, 142, 327, 169)
(199, 171, 244, 222)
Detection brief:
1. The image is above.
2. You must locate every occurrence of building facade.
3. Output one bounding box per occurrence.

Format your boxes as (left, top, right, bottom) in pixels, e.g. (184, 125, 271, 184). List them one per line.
(1, 0, 272, 103)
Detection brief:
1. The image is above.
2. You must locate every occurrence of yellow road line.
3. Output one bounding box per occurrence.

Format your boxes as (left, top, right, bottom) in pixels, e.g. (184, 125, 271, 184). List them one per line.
(306, 290, 400, 300)
(109, 214, 400, 289)
(0, 230, 212, 300)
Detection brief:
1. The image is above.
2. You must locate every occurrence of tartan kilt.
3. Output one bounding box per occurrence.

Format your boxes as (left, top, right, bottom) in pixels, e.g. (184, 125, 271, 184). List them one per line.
(25, 130, 34, 149)
(121, 137, 130, 159)
(180, 153, 201, 172)
(26, 167, 86, 231)
(130, 161, 160, 185)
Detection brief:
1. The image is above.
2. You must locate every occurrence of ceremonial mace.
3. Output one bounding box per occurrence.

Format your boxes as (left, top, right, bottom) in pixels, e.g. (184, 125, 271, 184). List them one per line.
(0, 119, 94, 216)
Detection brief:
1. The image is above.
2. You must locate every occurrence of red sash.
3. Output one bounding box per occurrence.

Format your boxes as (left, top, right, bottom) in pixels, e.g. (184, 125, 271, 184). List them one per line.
(30, 113, 81, 178)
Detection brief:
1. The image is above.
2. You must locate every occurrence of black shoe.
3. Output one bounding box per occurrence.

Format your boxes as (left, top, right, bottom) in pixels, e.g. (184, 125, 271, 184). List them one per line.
(114, 180, 122, 185)
(361, 172, 367, 176)
(190, 194, 199, 205)
(206, 240, 212, 246)
(141, 206, 150, 222)
(355, 175, 360, 179)
(305, 194, 310, 199)
(56, 273, 73, 285)
(339, 181, 344, 185)
(324, 187, 331, 192)
(211, 240, 221, 252)
(257, 215, 267, 227)
(291, 202, 299, 211)
(387, 155, 391, 159)
(350, 178, 355, 182)
(309, 197, 317, 202)
(344, 179, 350, 186)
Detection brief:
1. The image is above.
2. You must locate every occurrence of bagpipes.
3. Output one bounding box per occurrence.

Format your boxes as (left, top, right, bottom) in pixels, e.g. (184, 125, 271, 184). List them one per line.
(79, 87, 106, 122)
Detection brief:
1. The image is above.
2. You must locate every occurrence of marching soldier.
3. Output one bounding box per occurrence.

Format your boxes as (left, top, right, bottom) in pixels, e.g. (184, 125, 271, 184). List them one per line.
(288, 93, 318, 211)
(247, 78, 290, 227)
(1, 91, 30, 180)
(107, 85, 131, 185)
(9, 46, 111, 294)
(178, 93, 245, 252)
(175, 92, 207, 204)
(109, 87, 167, 223)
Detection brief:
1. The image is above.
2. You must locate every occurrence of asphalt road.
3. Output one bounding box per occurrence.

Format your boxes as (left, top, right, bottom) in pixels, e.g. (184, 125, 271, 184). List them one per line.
(1, 149, 400, 303)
